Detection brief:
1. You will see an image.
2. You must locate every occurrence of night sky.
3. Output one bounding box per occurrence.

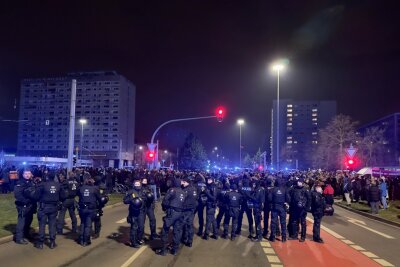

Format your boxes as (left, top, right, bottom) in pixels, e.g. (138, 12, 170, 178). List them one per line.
(1, 1, 399, 163)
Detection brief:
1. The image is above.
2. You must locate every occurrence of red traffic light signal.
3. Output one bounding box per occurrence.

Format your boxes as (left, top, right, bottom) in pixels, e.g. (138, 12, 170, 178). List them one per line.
(215, 106, 226, 122)
(348, 159, 354, 165)
(147, 151, 155, 160)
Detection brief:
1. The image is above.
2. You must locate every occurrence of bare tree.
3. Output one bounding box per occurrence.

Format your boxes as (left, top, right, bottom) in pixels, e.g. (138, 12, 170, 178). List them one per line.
(358, 127, 386, 166)
(312, 114, 358, 170)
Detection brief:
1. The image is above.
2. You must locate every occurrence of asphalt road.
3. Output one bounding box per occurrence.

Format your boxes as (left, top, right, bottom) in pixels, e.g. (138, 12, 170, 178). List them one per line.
(0, 201, 398, 267)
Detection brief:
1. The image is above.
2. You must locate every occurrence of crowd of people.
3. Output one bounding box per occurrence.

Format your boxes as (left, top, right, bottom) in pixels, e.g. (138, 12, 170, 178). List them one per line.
(2, 165, 399, 255)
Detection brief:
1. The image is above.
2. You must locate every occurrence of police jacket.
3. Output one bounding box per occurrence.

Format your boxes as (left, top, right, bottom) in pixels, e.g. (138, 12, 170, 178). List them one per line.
(197, 181, 207, 205)
(205, 184, 218, 208)
(269, 186, 290, 208)
(123, 188, 145, 211)
(14, 179, 35, 206)
(226, 190, 242, 208)
(142, 185, 155, 208)
(239, 183, 253, 207)
(217, 187, 230, 208)
(250, 186, 265, 209)
(183, 184, 198, 211)
(162, 186, 185, 211)
(290, 186, 310, 211)
(35, 180, 67, 205)
(63, 178, 79, 199)
(78, 184, 101, 209)
(264, 186, 274, 210)
(311, 191, 326, 215)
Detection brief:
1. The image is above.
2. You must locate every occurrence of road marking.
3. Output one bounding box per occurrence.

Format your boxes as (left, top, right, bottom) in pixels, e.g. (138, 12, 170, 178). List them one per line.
(260, 241, 271, 247)
(373, 259, 395, 267)
(341, 239, 354, 245)
(346, 217, 395, 239)
(362, 251, 378, 258)
(350, 245, 365, 251)
(267, 255, 281, 263)
(120, 246, 147, 267)
(306, 217, 345, 239)
(263, 248, 275, 254)
(271, 265, 283, 267)
(116, 218, 127, 224)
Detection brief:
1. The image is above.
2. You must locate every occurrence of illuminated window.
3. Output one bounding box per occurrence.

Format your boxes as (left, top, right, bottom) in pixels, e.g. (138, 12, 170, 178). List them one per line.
(312, 109, 318, 112)
(288, 118, 293, 121)
(312, 132, 318, 135)
(312, 141, 318, 144)
(287, 122, 292, 126)
(287, 140, 293, 144)
(287, 114, 292, 117)
(287, 104, 293, 108)
(287, 109, 293, 113)
(312, 118, 318, 121)
(312, 113, 317, 117)
(287, 136, 292, 139)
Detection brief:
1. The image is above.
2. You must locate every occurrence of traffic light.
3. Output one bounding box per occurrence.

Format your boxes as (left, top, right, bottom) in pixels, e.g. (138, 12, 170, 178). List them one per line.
(348, 159, 354, 165)
(147, 151, 155, 161)
(215, 106, 226, 122)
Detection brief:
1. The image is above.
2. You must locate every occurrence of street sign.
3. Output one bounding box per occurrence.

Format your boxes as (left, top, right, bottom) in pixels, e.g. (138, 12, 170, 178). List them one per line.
(346, 144, 357, 159)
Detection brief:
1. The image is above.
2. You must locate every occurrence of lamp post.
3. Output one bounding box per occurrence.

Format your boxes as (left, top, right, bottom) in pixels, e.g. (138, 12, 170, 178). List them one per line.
(79, 118, 87, 161)
(271, 60, 286, 171)
(237, 119, 245, 168)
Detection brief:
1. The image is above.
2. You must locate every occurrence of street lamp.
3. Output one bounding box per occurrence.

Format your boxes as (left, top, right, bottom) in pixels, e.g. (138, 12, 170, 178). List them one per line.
(271, 59, 287, 170)
(78, 118, 87, 161)
(237, 119, 245, 168)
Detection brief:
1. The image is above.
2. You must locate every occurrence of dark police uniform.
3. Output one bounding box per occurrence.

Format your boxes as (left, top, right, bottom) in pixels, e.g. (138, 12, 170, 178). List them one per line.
(78, 183, 101, 246)
(93, 182, 107, 238)
(57, 176, 79, 234)
(250, 181, 265, 241)
(236, 180, 254, 237)
(269, 179, 290, 242)
(142, 184, 158, 239)
(289, 183, 310, 241)
(216, 183, 230, 230)
(182, 181, 198, 247)
(311, 190, 326, 243)
(123, 187, 146, 247)
(263, 180, 274, 238)
(196, 179, 207, 236)
(35, 179, 66, 248)
(222, 185, 242, 240)
(14, 179, 36, 244)
(203, 181, 219, 239)
(156, 180, 185, 255)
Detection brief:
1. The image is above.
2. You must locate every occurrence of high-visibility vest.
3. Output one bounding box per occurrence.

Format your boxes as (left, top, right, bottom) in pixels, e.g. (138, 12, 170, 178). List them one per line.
(9, 171, 18, 180)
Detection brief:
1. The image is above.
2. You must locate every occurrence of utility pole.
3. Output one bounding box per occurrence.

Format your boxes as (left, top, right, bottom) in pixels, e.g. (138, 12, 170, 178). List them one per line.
(67, 79, 77, 173)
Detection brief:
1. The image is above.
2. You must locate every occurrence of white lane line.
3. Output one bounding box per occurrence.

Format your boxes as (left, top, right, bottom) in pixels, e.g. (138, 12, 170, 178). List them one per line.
(346, 217, 395, 239)
(116, 218, 127, 224)
(373, 258, 395, 267)
(306, 217, 345, 239)
(120, 246, 147, 267)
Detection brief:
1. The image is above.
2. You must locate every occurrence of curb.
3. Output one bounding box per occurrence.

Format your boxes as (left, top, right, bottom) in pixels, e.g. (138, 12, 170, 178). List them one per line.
(0, 201, 123, 245)
(336, 203, 400, 228)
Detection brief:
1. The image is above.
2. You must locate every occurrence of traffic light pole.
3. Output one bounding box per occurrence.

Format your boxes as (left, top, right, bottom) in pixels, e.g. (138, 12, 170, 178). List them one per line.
(149, 115, 218, 169)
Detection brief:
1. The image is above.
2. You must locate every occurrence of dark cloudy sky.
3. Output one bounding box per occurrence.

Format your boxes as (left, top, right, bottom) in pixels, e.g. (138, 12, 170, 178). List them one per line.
(1, 0, 399, 163)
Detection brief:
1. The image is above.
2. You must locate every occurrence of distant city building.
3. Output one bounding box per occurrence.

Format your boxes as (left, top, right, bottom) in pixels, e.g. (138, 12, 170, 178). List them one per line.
(17, 71, 136, 167)
(270, 99, 336, 170)
(358, 113, 400, 166)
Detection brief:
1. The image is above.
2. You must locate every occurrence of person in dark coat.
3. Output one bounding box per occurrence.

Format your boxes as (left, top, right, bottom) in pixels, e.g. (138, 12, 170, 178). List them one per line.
(368, 180, 381, 214)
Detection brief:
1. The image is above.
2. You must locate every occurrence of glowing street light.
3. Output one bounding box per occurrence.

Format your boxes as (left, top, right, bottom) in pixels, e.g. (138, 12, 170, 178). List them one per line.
(237, 118, 245, 168)
(270, 59, 288, 170)
(78, 118, 88, 161)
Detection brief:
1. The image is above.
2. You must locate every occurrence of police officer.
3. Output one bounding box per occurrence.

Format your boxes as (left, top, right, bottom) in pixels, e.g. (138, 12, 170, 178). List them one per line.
(195, 174, 207, 237)
(141, 177, 159, 240)
(93, 176, 108, 239)
(250, 180, 265, 242)
(14, 169, 36, 245)
(222, 183, 242, 241)
(203, 177, 219, 240)
(289, 177, 310, 242)
(269, 178, 290, 242)
(78, 175, 101, 246)
(311, 185, 326, 243)
(156, 178, 185, 256)
(216, 181, 230, 230)
(57, 171, 79, 235)
(35, 171, 67, 249)
(236, 177, 254, 238)
(123, 179, 146, 248)
(181, 176, 198, 247)
(262, 178, 274, 239)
